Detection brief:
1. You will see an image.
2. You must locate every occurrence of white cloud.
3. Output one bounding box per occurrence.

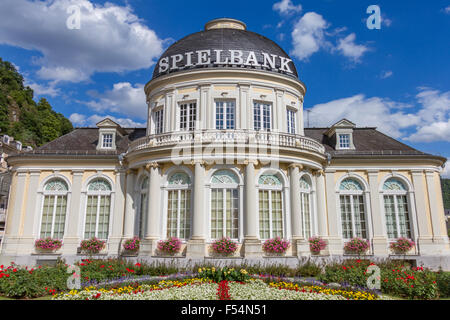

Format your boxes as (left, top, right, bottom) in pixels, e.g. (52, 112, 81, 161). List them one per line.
(307, 94, 420, 138)
(291, 12, 330, 61)
(0, 0, 165, 83)
(85, 82, 147, 119)
(69, 113, 145, 128)
(291, 12, 369, 63)
(273, 0, 302, 15)
(442, 159, 450, 178)
(26, 81, 60, 98)
(308, 88, 450, 143)
(380, 70, 393, 79)
(444, 6, 450, 14)
(336, 33, 369, 63)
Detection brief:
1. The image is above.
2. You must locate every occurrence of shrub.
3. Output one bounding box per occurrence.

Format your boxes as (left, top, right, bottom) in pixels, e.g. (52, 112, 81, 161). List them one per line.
(344, 238, 370, 255)
(435, 270, 450, 298)
(35, 238, 63, 251)
(157, 237, 182, 255)
(308, 236, 327, 254)
(122, 237, 141, 252)
(197, 267, 250, 282)
(295, 260, 322, 277)
(262, 237, 290, 254)
(389, 238, 415, 254)
(210, 237, 238, 256)
(80, 237, 106, 254)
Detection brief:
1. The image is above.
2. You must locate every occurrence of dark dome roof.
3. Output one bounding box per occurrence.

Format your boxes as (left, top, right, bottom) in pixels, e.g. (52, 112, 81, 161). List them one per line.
(152, 21, 298, 80)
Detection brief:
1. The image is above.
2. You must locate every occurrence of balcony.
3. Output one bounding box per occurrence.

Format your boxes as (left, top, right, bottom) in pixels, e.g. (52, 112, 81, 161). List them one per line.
(128, 130, 325, 155)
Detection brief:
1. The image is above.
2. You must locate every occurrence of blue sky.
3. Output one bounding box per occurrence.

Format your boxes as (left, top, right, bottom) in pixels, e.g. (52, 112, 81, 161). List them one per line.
(0, 0, 449, 175)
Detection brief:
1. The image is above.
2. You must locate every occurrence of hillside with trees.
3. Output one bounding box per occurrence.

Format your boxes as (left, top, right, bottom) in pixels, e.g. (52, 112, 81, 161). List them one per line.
(442, 179, 450, 209)
(0, 57, 72, 148)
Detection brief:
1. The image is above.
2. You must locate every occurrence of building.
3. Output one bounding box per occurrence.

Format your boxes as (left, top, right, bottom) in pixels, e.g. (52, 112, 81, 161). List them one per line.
(0, 18, 449, 269)
(0, 134, 26, 242)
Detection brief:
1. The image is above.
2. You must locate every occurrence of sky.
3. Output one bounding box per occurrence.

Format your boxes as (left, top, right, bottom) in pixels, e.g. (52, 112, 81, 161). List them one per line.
(0, 0, 449, 176)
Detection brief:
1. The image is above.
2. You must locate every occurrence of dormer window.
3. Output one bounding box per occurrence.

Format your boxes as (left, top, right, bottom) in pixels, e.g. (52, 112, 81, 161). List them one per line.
(102, 134, 113, 148)
(338, 133, 351, 149)
(325, 119, 356, 151)
(96, 118, 126, 151)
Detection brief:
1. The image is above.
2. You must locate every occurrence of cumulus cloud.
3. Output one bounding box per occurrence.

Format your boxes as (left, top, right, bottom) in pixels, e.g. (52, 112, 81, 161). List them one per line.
(307, 94, 420, 138)
(291, 12, 330, 61)
(0, 0, 165, 83)
(443, 6, 450, 14)
(291, 12, 369, 62)
(336, 33, 369, 63)
(273, 0, 302, 15)
(26, 81, 60, 98)
(442, 159, 450, 178)
(84, 82, 147, 119)
(307, 88, 450, 143)
(69, 113, 145, 128)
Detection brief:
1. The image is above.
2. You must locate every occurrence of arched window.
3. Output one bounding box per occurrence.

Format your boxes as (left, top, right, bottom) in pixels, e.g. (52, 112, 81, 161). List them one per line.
(167, 172, 191, 240)
(40, 179, 68, 239)
(258, 174, 283, 239)
(382, 178, 412, 239)
(210, 170, 239, 239)
(300, 176, 312, 239)
(84, 178, 112, 240)
(339, 178, 367, 239)
(138, 176, 148, 239)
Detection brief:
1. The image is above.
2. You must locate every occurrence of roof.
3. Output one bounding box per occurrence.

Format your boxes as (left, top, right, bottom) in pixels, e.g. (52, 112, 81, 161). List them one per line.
(152, 28, 298, 80)
(8, 127, 444, 164)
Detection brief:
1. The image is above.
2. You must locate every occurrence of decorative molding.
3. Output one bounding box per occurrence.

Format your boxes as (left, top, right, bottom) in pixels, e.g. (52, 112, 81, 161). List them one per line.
(145, 162, 159, 171)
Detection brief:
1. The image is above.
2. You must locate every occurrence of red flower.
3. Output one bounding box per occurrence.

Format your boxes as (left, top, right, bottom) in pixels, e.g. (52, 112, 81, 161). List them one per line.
(135, 263, 141, 267)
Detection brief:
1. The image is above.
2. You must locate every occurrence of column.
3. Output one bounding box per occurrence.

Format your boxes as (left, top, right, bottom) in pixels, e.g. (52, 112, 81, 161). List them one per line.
(290, 164, 307, 256)
(425, 170, 448, 245)
(186, 160, 206, 257)
(238, 83, 250, 129)
(243, 160, 261, 257)
(142, 163, 161, 255)
(297, 95, 304, 136)
(315, 170, 328, 237)
(164, 90, 174, 132)
(411, 170, 433, 253)
(199, 85, 211, 129)
(63, 170, 83, 254)
(123, 169, 136, 238)
(110, 169, 126, 254)
(275, 89, 284, 132)
(367, 170, 388, 255)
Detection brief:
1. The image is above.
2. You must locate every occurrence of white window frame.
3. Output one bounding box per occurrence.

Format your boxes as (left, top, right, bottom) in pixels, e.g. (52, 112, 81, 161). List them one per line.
(166, 180, 192, 240)
(287, 108, 296, 134)
(253, 102, 272, 131)
(339, 187, 368, 240)
(258, 180, 284, 240)
(83, 180, 112, 240)
(102, 133, 113, 149)
(338, 133, 351, 149)
(39, 181, 69, 239)
(153, 108, 164, 134)
(215, 100, 236, 130)
(382, 184, 412, 239)
(179, 102, 197, 131)
(300, 178, 312, 239)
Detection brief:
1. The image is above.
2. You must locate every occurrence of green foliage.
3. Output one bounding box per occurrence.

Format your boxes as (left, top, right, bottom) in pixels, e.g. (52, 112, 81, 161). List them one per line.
(435, 270, 450, 298)
(0, 57, 73, 147)
(441, 179, 450, 210)
(294, 260, 322, 277)
(197, 266, 250, 282)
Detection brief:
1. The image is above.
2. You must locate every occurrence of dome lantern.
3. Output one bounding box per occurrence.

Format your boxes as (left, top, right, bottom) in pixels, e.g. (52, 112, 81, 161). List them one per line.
(204, 18, 247, 31)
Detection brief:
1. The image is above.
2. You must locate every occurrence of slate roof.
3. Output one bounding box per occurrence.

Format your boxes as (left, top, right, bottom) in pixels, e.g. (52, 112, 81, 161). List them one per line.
(152, 28, 298, 80)
(10, 127, 444, 163)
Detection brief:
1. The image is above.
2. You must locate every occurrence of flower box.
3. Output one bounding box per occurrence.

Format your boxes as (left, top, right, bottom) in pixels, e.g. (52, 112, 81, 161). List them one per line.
(80, 237, 106, 255)
(389, 238, 415, 255)
(308, 236, 327, 255)
(343, 238, 370, 255)
(262, 237, 290, 256)
(34, 238, 62, 254)
(157, 237, 182, 256)
(122, 237, 141, 255)
(210, 237, 238, 257)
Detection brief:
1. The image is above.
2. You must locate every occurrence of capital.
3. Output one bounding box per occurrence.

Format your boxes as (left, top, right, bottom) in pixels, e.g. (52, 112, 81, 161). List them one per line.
(145, 162, 159, 171)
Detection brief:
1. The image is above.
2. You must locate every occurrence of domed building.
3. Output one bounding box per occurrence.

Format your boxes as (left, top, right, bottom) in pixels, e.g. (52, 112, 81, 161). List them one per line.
(1, 18, 449, 269)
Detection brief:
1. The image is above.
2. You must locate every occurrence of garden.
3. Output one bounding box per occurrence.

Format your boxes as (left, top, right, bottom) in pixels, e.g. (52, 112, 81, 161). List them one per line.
(0, 235, 447, 301)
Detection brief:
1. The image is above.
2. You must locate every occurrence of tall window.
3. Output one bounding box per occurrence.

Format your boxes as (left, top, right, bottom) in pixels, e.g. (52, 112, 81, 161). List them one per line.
(383, 178, 412, 239)
(339, 178, 367, 239)
(258, 174, 283, 239)
(138, 176, 148, 239)
(300, 176, 312, 239)
(210, 170, 239, 239)
(338, 134, 351, 149)
(287, 108, 296, 134)
(154, 109, 164, 134)
(215, 101, 235, 130)
(102, 133, 113, 148)
(180, 103, 196, 131)
(254, 102, 272, 131)
(40, 179, 68, 239)
(84, 178, 112, 240)
(167, 172, 191, 240)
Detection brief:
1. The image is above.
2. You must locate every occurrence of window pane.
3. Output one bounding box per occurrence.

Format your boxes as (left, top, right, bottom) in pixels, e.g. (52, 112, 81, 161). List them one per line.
(340, 195, 352, 239)
(40, 196, 54, 238)
(139, 193, 147, 238)
(301, 192, 311, 239)
(384, 195, 397, 238)
(397, 195, 411, 238)
(272, 191, 283, 237)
